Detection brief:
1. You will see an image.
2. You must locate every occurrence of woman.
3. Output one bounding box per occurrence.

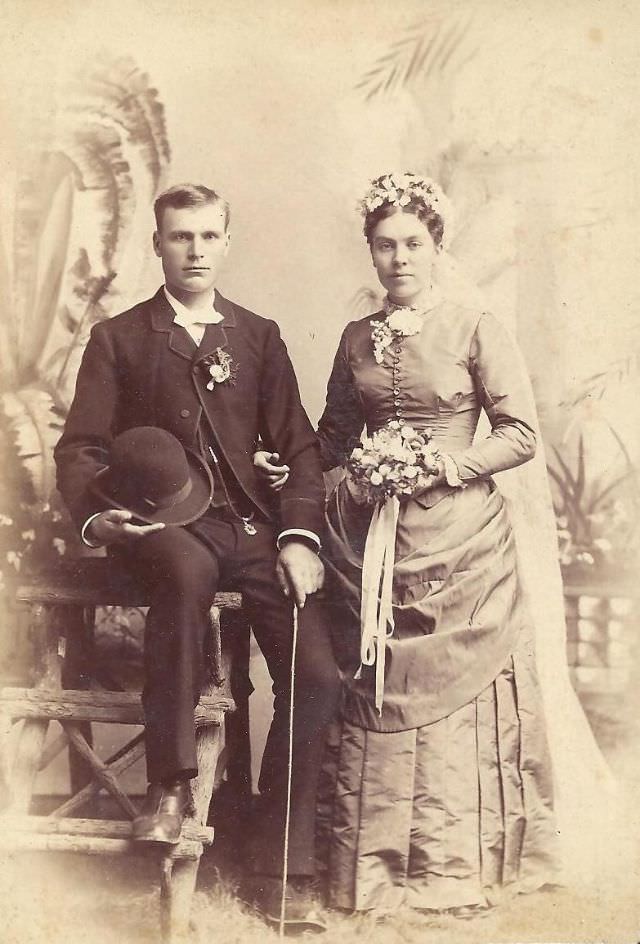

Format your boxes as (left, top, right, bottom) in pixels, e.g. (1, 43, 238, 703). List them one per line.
(255, 173, 595, 915)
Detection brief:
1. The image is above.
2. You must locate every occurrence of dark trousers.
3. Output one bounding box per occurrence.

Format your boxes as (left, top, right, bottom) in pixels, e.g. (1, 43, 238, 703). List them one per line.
(116, 509, 341, 876)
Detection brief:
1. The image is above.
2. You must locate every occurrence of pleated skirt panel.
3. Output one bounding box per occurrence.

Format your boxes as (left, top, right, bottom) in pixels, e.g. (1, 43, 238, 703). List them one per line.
(319, 644, 562, 914)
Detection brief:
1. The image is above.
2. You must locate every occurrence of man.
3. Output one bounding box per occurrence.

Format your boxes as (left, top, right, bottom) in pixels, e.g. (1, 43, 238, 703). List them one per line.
(54, 184, 340, 929)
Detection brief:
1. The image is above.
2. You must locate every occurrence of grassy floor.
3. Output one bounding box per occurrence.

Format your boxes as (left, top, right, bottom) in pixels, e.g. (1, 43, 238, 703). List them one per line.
(1, 838, 639, 944)
(2, 707, 639, 944)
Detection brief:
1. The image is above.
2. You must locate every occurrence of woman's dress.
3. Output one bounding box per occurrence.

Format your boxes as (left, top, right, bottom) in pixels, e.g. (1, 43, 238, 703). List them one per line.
(316, 302, 562, 912)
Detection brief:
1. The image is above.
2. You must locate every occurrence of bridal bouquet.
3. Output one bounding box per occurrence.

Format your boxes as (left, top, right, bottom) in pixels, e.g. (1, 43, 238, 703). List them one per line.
(347, 421, 441, 503)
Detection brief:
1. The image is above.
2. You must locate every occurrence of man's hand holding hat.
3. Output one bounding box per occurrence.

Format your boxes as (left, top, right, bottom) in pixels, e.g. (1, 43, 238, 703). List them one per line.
(86, 509, 166, 546)
(85, 427, 214, 546)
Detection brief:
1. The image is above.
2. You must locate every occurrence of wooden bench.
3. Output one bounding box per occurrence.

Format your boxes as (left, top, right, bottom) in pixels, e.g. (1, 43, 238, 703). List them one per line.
(0, 558, 245, 942)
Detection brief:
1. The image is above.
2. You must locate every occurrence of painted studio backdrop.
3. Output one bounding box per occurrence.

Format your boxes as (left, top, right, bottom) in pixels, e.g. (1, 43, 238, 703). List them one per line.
(0, 0, 638, 843)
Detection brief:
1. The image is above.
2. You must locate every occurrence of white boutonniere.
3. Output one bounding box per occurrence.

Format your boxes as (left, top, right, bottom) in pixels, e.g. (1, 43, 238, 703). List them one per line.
(201, 348, 238, 389)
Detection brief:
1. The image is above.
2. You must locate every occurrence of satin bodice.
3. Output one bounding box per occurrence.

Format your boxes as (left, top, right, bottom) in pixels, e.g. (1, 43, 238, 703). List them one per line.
(317, 302, 538, 481)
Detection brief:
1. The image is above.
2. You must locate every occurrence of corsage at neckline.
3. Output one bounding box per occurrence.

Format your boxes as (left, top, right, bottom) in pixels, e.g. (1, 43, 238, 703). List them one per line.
(370, 289, 443, 364)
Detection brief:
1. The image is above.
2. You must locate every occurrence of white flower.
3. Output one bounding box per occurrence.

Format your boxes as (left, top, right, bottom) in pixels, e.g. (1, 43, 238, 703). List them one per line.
(21, 530, 36, 542)
(53, 538, 66, 556)
(371, 308, 423, 364)
(0, 514, 13, 527)
(382, 439, 407, 461)
(359, 173, 453, 250)
(6, 551, 21, 571)
(387, 310, 423, 336)
(592, 538, 612, 553)
(576, 551, 595, 565)
(209, 363, 230, 382)
(203, 347, 236, 389)
(348, 421, 436, 502)
(206, 362, 231, 389)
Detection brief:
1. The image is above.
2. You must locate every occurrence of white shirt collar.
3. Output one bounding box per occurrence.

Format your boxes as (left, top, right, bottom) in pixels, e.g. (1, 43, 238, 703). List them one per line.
(163, 286, 224, 326)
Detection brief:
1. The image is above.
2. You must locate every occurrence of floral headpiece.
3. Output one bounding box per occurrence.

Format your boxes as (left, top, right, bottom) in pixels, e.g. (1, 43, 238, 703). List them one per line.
(359, 172, 453, 248)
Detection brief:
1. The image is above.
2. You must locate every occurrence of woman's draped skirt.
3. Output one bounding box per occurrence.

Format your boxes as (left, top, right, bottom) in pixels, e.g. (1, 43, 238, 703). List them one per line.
(319, 477, 562, 911)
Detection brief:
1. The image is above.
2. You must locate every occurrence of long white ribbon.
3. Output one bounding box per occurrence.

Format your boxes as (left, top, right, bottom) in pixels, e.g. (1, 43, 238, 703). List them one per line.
(356, 495, 399, 714)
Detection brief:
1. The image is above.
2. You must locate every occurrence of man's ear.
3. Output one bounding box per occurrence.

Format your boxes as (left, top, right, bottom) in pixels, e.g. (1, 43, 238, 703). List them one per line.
(152, 231, 161, 257)
(223, 231, 231, 257)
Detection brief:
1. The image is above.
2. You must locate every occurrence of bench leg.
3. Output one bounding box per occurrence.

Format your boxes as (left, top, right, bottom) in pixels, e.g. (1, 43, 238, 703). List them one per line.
(7, 719, 50, 813)
(159, 716, 226, 940)
(5, 603, 62, 813)
(0, 711, 12, 807)
(61, 606, 96, 796)
(160, 856, 200, 942)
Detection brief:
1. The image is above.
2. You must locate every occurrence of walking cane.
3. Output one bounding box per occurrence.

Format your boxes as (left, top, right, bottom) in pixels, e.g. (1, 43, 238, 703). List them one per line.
(278, 603, 299, 939)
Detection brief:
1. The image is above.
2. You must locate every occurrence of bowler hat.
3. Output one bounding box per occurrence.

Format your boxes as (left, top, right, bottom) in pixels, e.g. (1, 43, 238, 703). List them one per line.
(91, 427, 214, 526)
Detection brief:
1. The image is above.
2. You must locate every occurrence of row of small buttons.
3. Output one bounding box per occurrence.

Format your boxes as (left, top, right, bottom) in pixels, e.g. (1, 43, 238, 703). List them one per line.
(391, 345, 403, 417)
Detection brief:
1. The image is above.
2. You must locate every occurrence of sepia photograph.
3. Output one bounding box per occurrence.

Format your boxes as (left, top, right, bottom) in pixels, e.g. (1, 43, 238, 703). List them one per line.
(0, 1, 638, 942)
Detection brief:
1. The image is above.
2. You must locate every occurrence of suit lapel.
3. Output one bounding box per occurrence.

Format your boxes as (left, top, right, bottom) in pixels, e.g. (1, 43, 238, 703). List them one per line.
(148, 288, 193, 362)
(149, 287, 239, 363)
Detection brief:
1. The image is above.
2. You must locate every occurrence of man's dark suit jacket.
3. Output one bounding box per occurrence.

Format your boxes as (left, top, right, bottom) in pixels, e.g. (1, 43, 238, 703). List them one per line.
(54, 288, 325, 538)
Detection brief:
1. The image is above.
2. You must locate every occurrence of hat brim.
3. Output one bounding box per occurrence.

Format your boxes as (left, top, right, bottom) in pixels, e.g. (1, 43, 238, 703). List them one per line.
(91, 448, 214, 527)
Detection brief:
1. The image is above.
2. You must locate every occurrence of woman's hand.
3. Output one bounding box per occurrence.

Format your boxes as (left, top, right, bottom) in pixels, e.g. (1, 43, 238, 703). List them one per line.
(412, 458, 447, 497)
(253, 450, 290, 491)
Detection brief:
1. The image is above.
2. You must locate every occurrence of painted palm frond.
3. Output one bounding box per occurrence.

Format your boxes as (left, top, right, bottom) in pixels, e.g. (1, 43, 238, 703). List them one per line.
(0, 227, 15, 385)
(0, 55, 172, 565)
(549, 426, 640, 570)
(3, 154, 76, 387)
(68, 55, 171, 192)
(2, 54, 171, 398)
(561, 351, 640, 407)
(51, 252, 117, 396)
(65, 123, 134, 269)
(356, 9, 477, 100)
(1, 388, 64, 500)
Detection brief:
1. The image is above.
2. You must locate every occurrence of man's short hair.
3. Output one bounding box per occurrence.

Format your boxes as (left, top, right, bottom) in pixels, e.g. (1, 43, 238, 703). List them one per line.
(154, 184, 231, 232)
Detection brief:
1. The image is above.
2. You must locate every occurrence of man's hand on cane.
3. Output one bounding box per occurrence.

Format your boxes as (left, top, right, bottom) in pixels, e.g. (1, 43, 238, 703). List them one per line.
(276, 541, 324, 608)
